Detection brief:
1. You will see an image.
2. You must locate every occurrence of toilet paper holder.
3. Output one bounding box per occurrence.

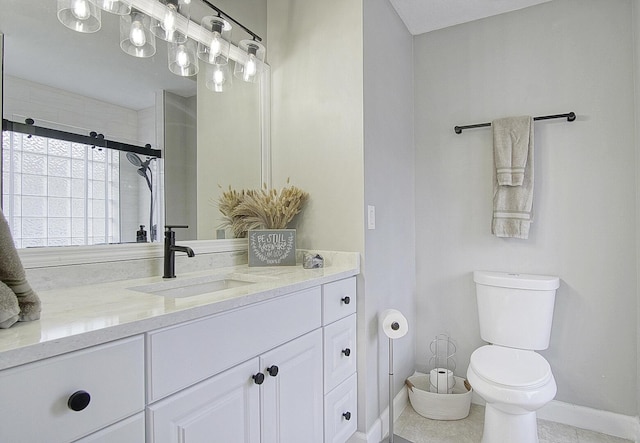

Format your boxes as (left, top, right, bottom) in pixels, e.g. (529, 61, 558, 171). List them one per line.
(429, 334, 457, 394)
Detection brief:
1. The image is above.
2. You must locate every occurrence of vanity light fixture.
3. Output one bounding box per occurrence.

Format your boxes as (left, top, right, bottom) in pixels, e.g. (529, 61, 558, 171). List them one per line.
(56, 0, 266, 89)
(120, 9, 156, 57)
(91, 0, 132, 15)
(197, 16, 231, 65)
(234, 39, 265, 83)
(150, 0, 189, 43)
(57, 0, 102, 33)
(168, 38, 199, 76)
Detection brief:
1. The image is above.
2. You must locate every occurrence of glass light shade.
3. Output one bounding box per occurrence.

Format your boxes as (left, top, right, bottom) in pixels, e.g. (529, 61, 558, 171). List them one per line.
(120, 10, 156, 58)
(90, 0, 131, 15)
(205, 63, 232, 93)
(233, 39, 266, 83)
(168, 39, 198, 76)
(197, 16, 232, 65)
(57, 0, 101, 33)
(150, 0, 188, 43)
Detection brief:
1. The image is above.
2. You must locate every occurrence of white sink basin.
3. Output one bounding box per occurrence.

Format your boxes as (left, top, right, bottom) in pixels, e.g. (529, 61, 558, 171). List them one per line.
(129, 274, 266, 298)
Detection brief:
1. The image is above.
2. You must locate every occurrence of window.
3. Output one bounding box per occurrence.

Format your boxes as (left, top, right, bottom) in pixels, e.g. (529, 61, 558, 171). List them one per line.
(2, 131, 120, 247)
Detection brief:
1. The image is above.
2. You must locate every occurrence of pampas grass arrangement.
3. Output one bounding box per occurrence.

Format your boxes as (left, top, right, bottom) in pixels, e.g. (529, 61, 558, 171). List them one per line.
(217, 181, 309, 238)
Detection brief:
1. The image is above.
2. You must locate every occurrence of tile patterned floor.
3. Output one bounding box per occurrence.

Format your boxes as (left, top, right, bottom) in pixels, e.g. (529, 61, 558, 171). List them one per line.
(394, 404, 633, 443)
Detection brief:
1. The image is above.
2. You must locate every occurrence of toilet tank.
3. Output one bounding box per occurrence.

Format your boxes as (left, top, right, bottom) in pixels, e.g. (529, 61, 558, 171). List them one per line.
(474, 271, 559, 350)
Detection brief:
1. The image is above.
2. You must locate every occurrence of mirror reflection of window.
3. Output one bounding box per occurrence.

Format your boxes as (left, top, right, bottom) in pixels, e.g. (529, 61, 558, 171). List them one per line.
(2, 130, 121, 247)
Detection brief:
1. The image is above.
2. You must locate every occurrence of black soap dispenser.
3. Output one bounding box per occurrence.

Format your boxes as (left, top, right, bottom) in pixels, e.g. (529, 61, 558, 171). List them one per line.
(136, 225, 147, 243)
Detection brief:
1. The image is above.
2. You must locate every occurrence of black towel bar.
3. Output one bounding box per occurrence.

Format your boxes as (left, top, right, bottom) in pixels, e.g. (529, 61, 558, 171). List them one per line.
(454, 112, 576, 134)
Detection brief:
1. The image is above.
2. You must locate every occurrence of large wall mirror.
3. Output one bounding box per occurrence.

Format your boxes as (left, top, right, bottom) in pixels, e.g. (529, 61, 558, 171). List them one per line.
(0, 0, 269, 251)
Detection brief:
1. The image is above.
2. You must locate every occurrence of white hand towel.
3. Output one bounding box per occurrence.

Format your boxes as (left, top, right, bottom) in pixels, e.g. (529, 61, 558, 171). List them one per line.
(493, 116, 532, 186)
(491, 116, 534, 239)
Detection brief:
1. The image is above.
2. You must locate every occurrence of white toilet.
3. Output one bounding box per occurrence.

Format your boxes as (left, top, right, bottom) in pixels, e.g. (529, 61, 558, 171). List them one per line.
(467, 271, 559, 443)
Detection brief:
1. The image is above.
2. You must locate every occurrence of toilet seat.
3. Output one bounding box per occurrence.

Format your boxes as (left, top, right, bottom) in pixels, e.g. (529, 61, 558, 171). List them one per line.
(469, 345, 552, 389)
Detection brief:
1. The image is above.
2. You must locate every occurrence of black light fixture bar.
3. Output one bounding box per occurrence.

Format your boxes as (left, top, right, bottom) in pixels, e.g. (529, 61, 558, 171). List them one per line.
(199, 0, 262, 42)
(2, 118, 161, 158)
(454, 112, 576, 134)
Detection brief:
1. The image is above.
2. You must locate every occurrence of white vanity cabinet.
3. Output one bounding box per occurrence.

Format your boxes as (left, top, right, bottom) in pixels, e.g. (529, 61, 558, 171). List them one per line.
(0, 336, 145, 443)
(148, 330, 323, 443)
(0, 270, 359, 443)
(322, 278, 358, 443)
(146, 287, 325, 443)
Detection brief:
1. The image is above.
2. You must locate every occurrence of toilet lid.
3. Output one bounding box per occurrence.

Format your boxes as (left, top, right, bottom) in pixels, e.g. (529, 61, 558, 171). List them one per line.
(470, 346, 552, 389)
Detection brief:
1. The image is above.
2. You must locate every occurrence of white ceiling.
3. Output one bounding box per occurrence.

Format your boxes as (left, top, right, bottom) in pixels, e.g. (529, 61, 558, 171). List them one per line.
(388, 0, 554, 35)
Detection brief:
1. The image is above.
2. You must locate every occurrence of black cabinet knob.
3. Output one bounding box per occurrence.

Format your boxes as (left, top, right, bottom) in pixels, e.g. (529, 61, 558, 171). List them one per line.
(341, 296, 351, 305)
(67, 390, 91, 412)
(343, 411, 352, 421)
(342, 348, 351, 357)
(267, 365, 279, 377)
(253, 373, 265, 385)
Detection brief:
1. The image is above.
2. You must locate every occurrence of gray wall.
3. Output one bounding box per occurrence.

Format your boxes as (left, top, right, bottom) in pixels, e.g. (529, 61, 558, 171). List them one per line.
(413, 0, 637, 415)
(363, 0, 416, 433)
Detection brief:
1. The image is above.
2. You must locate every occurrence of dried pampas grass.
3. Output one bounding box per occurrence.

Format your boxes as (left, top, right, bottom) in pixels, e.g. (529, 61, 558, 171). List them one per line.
(217, 181, 309, 238)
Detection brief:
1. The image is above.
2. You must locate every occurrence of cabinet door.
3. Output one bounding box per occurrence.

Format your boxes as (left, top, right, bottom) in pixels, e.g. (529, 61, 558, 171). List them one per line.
(324, 374, 357, 443)
(323, 314, 357, 393)
(147, 358, 261, 443)
(261, 329, 324, 443)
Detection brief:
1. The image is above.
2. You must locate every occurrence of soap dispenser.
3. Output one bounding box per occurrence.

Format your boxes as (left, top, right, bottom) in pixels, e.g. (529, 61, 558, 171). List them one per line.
(136, 225, 147, 243)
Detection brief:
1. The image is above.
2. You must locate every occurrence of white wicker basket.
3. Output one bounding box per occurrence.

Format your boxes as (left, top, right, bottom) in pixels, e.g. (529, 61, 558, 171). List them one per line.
(406, 372, 472, 420)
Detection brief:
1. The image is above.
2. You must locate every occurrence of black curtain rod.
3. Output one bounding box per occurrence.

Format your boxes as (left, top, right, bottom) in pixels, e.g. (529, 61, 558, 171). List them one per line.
(454, 112, 576, 134)
(2, 118, 161, 158)
(199, 0, 262, 42)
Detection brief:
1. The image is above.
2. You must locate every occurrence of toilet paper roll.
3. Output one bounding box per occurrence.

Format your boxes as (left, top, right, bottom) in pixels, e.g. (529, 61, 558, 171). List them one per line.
(380, 309, 408, 339)
(429, 368, 455, 394)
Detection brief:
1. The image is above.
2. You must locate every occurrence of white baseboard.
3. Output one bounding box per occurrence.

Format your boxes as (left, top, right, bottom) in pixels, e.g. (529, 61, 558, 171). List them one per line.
(537, 399, 640, 442)
(350, 389, 640, 443)
(347, 387, 409, 443)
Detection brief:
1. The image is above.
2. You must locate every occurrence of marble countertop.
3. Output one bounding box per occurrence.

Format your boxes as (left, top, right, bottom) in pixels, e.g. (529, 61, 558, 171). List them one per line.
(0, 252, 359, 370)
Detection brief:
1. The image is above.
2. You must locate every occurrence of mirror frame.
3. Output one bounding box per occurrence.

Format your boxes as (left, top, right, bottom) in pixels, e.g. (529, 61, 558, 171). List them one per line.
(0, 29, 271, 269)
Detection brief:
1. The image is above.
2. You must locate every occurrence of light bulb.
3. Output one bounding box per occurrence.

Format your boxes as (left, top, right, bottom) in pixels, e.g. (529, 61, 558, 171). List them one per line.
(163, 4, 177, 33)
(245, 55, 257, 78)
(130, 20, 146, 47)
(213, 67, 224, 85)
(72, 0, 91, 20)
(176, 45, 190, 68)
(209, 33, 222, 62)
(101, 0, 115, 9)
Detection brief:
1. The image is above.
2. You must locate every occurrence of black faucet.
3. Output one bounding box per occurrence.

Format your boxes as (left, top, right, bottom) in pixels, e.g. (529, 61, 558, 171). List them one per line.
(163, 225, 195, 278)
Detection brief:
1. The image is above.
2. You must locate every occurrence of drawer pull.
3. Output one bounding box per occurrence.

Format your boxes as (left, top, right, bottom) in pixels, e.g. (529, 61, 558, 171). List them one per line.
(342, 411, 352, 421)
(267, 365, 279, 377)
(252, 373, 265, 385)
(342, 348, 351, 357)
(67, 390, 91, 412)
(341, 296, 351, 305)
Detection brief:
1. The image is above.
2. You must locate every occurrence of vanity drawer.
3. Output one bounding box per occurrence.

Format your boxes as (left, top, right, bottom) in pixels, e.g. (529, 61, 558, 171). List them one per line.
(147, 287, 322, 402)
(0, 336, 144, 443)
(322, 277, 356, 325)
(324, 314, 357, 393)
(324, 373, 358, 443)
